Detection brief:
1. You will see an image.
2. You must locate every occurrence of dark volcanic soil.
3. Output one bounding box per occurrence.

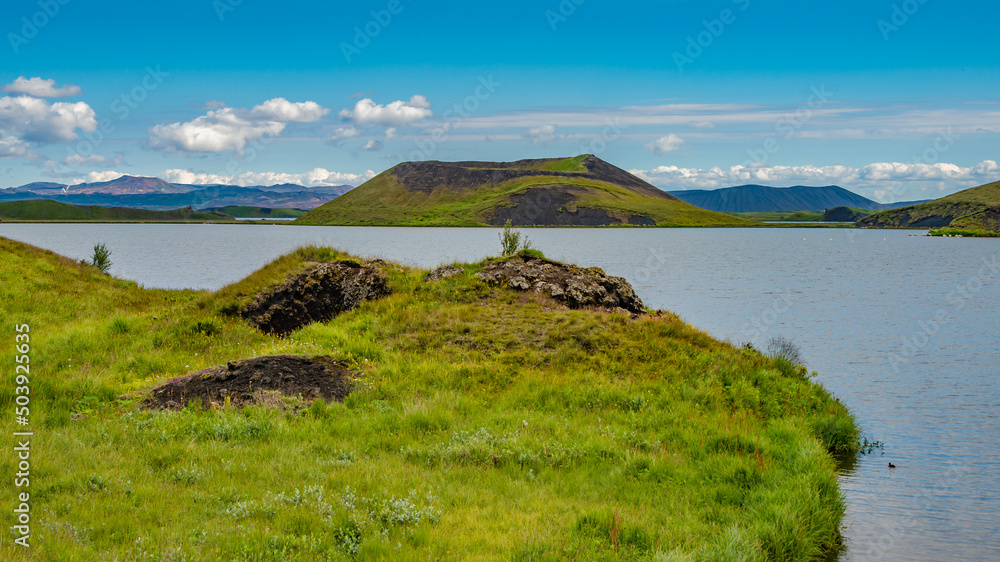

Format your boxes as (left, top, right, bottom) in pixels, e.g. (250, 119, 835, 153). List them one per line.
(239, 260, 389, 336)
(909, 215, 955, 228)
(143, 355, 353, 410)
(486, 186, 655, 226)
(391, 155, 677, 201)
(823, 207, 868, 222)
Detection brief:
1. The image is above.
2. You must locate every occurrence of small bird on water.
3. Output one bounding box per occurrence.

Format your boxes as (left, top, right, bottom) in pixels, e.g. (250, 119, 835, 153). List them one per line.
(888, 462, 896, 468)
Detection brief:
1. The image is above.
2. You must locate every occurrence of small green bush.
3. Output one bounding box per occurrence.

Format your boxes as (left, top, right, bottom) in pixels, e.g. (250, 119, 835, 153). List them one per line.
(500, 219, 532, 255)
(90, 243, 113, 274)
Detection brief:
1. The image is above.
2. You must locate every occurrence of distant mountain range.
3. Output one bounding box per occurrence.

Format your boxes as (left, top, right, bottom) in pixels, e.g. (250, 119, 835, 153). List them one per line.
(0, 175, 354, 210)
(668, 184, 927, 213)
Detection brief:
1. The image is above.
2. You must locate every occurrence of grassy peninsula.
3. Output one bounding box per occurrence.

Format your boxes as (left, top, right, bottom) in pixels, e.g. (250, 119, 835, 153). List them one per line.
(295, 155, 751, 227)
(0, 200, 233, 222)
(0, 236, 858, 560)
(858, 179, 1000, 232)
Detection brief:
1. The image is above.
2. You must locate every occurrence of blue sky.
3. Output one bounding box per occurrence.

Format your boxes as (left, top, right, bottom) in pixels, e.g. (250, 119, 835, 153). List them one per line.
(1, 0, 998, 202)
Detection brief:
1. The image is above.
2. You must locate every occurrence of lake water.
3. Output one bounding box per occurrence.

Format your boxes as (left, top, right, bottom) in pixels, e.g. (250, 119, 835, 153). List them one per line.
(2, 223, 998, 560)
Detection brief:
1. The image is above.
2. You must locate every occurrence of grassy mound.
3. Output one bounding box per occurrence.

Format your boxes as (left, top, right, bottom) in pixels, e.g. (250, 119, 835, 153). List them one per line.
(858, 179, 1000, 229)
(295, 156, 751, 227)
(0, 237, 856, 560)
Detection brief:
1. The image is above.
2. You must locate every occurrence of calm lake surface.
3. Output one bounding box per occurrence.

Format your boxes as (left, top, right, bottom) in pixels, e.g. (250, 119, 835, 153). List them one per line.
(2, 223, 998, 560)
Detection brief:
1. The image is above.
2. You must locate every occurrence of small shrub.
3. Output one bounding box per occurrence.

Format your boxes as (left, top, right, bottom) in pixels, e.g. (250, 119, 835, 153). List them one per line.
(167, 465, 206, 484)
(332, 519, 362, 556)
(90, 243, 113, 274)
(500, 219, 532, 255)
(308, 397, 328, 419)
(765, 335, 805, 367)
(86, 475, 108, 492)
(108, 317, 130, 334)
(192, 319, 219, 336)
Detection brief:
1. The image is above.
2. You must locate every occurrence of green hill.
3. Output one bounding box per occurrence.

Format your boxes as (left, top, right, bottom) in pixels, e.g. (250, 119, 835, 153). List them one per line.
(857, 179, 1000, 229)
(295, 155, 751, 227)
(0, 199, 233, 222)
(209, 206, 306, 219)
(0, 237, 858, 560)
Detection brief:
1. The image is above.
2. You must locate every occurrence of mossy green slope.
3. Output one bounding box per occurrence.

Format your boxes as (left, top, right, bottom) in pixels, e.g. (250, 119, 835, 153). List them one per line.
(1, 237, 855, 560)
(210, 206, 306, 219)
(295, 155, 751, 227)
(858, 179, 1000, 229)
(0, 199, 233, 222)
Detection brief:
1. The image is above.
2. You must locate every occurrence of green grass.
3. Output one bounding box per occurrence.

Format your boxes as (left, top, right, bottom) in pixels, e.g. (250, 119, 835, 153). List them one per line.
(0, 200, 233, 222)
(732, 211, 825, 222)
(0, 237, 858, 560)
(523, 155, 591, 173)
(859, 179, 1000, 229)
(295, 168, 751, 227)
(211, 206, 307, 219)
(928, 227, 1000, 238)
(937, 179, 1000, 205)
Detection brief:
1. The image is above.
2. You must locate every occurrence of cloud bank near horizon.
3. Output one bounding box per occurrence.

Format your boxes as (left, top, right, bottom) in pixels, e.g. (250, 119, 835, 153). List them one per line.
(631, 160, 1000, 202)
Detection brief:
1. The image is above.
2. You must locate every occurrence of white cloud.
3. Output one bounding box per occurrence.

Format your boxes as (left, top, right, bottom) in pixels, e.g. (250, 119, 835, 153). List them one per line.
(0, 96, 97, 143)
(328, 126, 360, 143)
(630, 160, 1000, 199)
(249, 98, 329, 122)
(645, 134, 686, 155)
(361, 139, 383, 151)
(158, 167, 377, 187)
(384, 127, 397, 140)
(81, 170, 126, 183)
(149, 107, 285, 154)
(0, 136, 30, 158)
(527, 124, 558, 145)
(339, 95, 432, 127)
(62, 153, 121, 166)
(149, 98, 329, 154)
(452, 101, 1000, 141)
(2, 77, 82, 98)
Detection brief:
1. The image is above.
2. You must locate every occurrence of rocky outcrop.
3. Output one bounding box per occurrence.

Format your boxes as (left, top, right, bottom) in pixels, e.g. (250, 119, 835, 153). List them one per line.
(487, 186, 655, 226)
(425, 265, 464, 282)
(476, 254, 645, 314)
(144, 355, 352, 410)
(239, 260, 389, 336)
(823, 206, 869, 222)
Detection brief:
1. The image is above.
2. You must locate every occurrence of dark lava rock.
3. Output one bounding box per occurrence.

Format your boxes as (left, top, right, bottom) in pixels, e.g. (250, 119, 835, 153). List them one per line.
(487, 185, 655, 226)
(240, 260, 390, 336)
(476, 254, 645, 314)
(425, 265, 464, 282)
(823, 206, 868, 222)
(144, 355, 353, 410)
